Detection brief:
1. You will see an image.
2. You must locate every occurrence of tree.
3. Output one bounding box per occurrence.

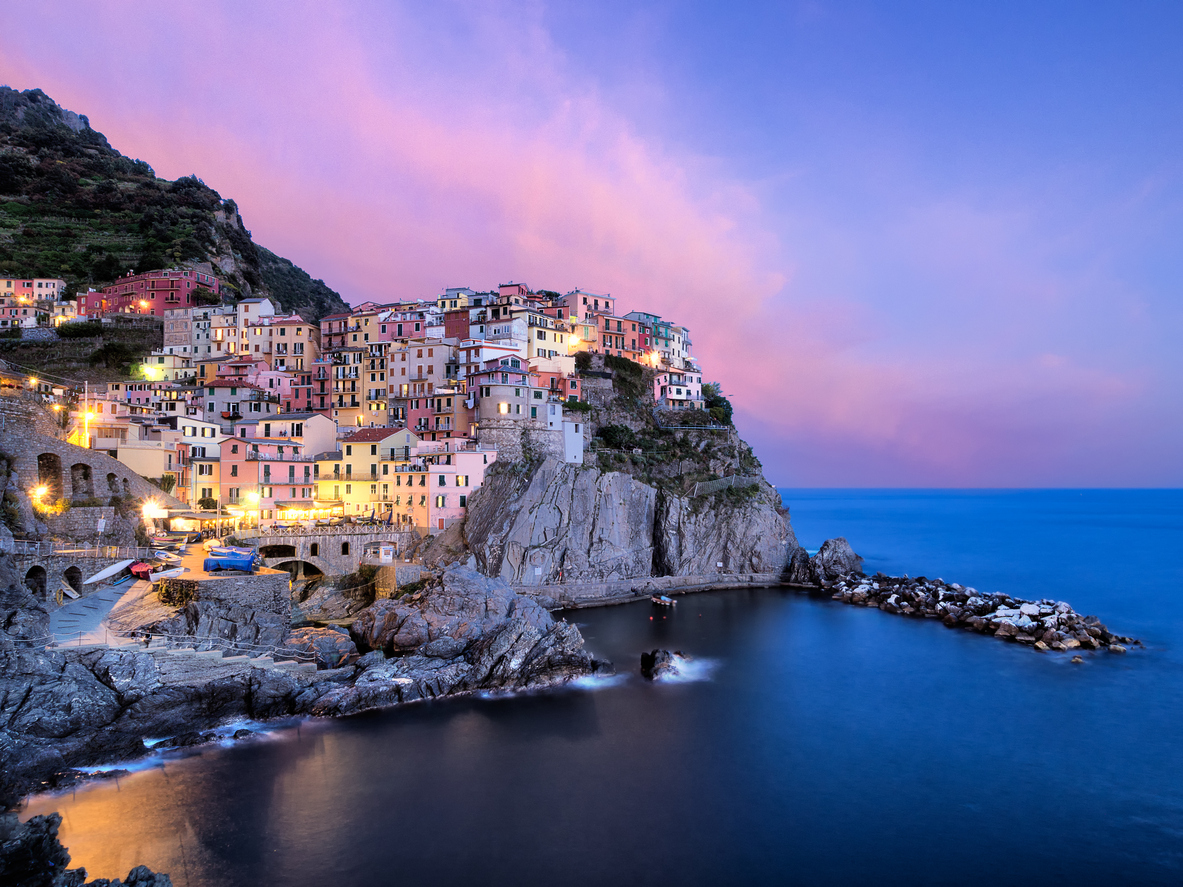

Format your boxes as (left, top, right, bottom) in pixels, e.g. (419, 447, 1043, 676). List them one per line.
(702, 382, 733, 426)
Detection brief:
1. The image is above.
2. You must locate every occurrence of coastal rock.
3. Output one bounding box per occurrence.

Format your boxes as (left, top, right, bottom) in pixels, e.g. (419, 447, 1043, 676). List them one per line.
(809, 538, 863, 584)
(0, 811, 173, 886)
(640, 649, 679, 680)
(351, 566, 552, 654)
(786, 547, 813, 585)
(463, 457, 797, 584)
(285, 626, 359, 669)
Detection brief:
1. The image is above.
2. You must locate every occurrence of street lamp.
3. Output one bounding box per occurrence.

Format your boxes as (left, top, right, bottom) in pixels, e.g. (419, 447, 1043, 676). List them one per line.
(245, 490, 261, 529)
(31, 485, 47, 506)
(83, 411, 95, 448)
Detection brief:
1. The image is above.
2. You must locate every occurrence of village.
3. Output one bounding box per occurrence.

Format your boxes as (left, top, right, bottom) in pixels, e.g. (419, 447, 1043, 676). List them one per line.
(2, 270, 705, 536)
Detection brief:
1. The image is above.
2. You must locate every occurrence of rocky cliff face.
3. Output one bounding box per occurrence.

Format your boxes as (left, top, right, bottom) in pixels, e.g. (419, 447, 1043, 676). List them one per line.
(463, 458, 798, 585)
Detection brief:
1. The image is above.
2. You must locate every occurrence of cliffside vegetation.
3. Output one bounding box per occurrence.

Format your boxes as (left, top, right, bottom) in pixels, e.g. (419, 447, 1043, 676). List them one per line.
(0, 87, 348, 321)
(574, 352, 761, 497)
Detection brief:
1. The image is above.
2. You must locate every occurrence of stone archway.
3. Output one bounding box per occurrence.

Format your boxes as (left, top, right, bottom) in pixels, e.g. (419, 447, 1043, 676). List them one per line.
(271, 559, 326, 581)
(24, 565, 46, 597)
(37, 453, 63, 499)
(106, 472, 119, 495)
(70, 463, 95, 500)
(63, 566, 83, 593)
(259, 544, 297, 559)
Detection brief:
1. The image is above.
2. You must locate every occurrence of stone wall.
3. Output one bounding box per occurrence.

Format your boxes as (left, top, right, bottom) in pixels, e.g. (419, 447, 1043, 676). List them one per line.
(476, 418, 563, 463)
(0, 392, 63, 440)
(254, 527, 419, 576)
(189, 569, 291, 615)
(42, 506, 137, 546)
(0, 427, 183, 508)
(11, 552, 133, 605)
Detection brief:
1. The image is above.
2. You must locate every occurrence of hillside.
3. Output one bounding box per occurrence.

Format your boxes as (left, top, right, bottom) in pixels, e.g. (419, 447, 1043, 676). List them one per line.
(0, 86, 349, 321)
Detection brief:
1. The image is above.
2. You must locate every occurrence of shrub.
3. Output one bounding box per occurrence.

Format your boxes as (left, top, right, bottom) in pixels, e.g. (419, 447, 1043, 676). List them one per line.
(574, 351, 592, 372)
(57, 321, 104, 338)
(702, 382, 733, 426)
(564, 398, 592, 413)
(197, 496, 217, 510)
(596, 423, 638, 450)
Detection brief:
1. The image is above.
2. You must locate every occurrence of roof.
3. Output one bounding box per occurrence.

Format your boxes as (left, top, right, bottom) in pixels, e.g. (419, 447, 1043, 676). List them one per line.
(205, 380, 263, 390)
(341, 427, 411, 443)
(234, 411, 323, 423)
(321, 313, 351, 321)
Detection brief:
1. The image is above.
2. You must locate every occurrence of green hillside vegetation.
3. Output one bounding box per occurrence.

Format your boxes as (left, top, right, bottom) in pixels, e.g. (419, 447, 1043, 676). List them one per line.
(0, 87, 348, 321)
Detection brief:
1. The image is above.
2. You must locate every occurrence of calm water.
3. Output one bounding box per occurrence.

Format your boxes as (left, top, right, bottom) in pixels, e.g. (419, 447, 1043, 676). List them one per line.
(25, 490, 1183, 885)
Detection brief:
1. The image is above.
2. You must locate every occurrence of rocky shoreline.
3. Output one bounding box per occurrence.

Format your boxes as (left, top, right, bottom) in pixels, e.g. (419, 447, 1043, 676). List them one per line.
(0, 565, 610, 807)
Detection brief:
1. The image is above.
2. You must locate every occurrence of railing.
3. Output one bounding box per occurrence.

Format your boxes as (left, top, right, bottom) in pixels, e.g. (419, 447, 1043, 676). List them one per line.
(11, 540, 157, 559)
(104, 629, 318, 663)
(238, 525, 416, 538)
(246, 451, 318, 462)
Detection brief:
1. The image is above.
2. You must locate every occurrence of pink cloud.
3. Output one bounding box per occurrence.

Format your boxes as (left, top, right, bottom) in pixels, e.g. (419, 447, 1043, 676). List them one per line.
(1, 2, 1176, 486)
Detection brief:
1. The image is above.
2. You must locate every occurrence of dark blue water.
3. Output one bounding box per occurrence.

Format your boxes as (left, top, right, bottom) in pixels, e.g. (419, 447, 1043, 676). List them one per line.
(25, 490, 1183, 885)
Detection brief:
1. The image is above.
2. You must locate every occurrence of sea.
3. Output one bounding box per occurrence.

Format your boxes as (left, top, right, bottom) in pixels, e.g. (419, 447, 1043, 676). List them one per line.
(22, 489, 1183, 886)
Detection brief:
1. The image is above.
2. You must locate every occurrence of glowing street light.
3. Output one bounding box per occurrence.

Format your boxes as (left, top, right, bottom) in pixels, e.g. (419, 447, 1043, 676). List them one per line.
(83, 411, 95, 447)
(31, 485, 47, 503)
(27, 377, 37, 387)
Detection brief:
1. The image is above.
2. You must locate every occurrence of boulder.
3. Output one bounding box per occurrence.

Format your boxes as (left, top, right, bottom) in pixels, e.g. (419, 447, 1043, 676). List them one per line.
(640, 649, 685, 680)
(809, 538, 863, 583)
(785, 547, 813, 585)
(285, 626, 359, 669)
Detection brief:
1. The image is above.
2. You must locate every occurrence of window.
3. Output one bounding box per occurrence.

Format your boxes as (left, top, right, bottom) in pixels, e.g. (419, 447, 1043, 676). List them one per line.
(435, 495, 445, 507)
(341, 542, 350, 555)
(231, 444, 239, 454)
(370, 444, 377, 455)
(230, 465, 238, 477)
(419, 495, 427, 506)
(346, 484, 352, 493)
(456, 475, 468, 486)
(460, 495, 467, 507)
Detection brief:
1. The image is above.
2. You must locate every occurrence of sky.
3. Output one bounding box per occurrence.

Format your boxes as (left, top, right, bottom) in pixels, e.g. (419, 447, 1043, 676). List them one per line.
(2, 1, 1181, 487)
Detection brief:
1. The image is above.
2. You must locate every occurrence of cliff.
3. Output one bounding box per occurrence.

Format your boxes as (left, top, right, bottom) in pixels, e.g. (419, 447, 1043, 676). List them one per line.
(462, 457, 798, 587)
(0, 86, 348, 321)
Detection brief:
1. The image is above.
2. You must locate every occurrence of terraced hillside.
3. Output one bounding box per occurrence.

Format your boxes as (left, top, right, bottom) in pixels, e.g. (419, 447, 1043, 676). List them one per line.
(0, 86, 348, 321)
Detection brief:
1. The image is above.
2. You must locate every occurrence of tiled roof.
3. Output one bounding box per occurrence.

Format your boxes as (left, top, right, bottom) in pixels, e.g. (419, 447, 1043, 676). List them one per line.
(340, 427, 410, 443)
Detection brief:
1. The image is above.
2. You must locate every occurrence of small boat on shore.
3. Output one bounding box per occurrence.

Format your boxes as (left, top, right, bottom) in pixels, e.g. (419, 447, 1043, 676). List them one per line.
(149, 566, 186, 582)
(651, 594, 676, 607)
(83, 559, 135, 585)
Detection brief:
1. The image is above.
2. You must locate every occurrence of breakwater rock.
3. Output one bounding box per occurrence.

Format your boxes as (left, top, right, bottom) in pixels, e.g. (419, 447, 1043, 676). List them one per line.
(819, 571, 1139, 653)
(640, 649, 690, 680)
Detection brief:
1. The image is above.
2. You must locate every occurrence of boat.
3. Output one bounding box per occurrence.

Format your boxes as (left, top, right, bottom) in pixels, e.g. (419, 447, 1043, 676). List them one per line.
(152, 550, 182, 563)
(149, 567, 186, 581)
(203, 552, 255, 573)
(650, 594, 676, 607)
(83, 559, 136, 585)
(207, 545, 254, 557)
(129, 561, 154, 581)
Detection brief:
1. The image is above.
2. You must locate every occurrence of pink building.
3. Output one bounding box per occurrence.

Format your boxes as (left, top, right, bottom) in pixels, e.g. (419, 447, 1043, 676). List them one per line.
(80, 269, 221, 318)
(219, 436, 319, 527)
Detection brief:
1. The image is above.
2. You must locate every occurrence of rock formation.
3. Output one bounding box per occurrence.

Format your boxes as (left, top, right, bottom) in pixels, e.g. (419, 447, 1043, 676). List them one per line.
(0, 564, 607, 801)
(0, 811, 172, 885)
(463, 458, 797, 585)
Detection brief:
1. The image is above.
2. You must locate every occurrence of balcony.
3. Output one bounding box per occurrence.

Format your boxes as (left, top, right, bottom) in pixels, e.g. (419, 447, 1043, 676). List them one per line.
(246, 451, 318, 462)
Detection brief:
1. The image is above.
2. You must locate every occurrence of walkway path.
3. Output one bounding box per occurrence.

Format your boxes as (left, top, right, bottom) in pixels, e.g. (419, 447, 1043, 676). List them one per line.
(49, 580, 149, 646)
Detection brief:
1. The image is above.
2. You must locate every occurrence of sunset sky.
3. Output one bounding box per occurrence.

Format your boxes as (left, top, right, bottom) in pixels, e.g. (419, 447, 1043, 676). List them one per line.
(3, 1, 1181, 487)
